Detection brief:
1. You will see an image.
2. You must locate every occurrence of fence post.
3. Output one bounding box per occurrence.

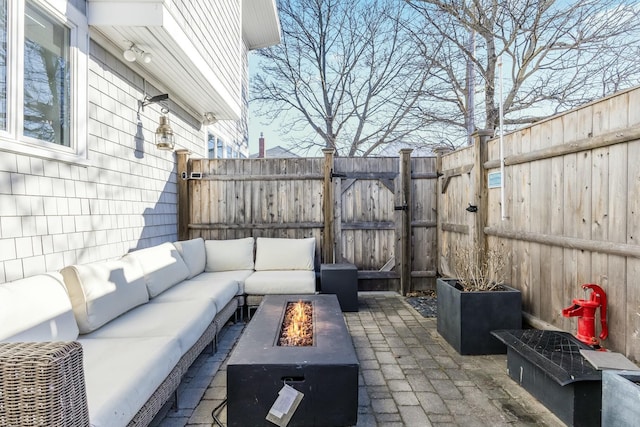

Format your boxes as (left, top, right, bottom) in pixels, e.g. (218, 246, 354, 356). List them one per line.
(472, 130, 494, 253)
(322, 148, 335, 264)
(176, 149, 190, 241)
(399, 149, 413, 295)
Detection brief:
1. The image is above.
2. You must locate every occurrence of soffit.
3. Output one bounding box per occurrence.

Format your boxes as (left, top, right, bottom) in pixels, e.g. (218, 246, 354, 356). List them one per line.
(87, 0, 241, 120)
(242, 0, 281, 50)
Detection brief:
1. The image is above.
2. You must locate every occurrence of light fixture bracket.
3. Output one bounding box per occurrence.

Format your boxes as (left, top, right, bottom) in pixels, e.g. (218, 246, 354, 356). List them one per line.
(139, 93, 169, 112)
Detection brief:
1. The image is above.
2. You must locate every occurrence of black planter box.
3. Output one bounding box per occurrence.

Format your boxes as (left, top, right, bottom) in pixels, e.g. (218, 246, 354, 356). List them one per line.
(227, 295, 359, 427)
(320, 263, 359, 312)
(436, 277, 522, 355)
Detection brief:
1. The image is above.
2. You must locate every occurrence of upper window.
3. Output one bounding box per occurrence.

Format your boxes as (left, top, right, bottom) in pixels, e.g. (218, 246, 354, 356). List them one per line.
(23, 2, 70, 146)
(0, 0, 87, 161)
(216, 138, 223, 158)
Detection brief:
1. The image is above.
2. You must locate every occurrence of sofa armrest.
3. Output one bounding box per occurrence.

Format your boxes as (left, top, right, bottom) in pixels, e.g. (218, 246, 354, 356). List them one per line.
(0, 341, 89, 426)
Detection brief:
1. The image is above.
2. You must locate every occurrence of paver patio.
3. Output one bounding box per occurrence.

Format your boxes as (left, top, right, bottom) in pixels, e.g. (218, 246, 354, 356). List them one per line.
(154, 292, 565, 427)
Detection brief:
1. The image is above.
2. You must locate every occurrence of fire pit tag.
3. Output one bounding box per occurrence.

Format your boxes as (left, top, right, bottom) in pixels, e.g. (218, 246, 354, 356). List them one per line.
(266, 384, 304, 427)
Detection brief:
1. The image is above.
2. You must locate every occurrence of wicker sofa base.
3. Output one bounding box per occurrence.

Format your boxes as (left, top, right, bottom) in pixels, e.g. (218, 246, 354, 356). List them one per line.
(0, 298, 241, 427)
(127, 297, 240, 427)
(0, 341, 90, 427)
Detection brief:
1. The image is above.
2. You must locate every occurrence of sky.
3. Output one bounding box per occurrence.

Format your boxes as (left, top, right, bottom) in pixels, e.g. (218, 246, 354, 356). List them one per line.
(247, 53, 284, 157)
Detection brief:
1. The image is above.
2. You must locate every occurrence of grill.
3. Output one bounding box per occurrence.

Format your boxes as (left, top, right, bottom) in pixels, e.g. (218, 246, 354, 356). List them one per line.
(492, 329, 601, 427)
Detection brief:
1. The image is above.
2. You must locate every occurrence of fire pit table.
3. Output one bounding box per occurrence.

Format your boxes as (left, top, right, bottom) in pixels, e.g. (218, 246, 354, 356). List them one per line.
(227, 294, 359, 427)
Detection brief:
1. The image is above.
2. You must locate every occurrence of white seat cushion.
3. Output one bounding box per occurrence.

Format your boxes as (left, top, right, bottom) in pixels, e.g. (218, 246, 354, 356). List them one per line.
(153, 272, 247, 312)
(0, 272, 79, 342)
(244, 270, 316, 295)
(205, 237, 255, 272)
(124, 242, 190, 297)
(84, 299, 217, 355)
(78, 336, 181, 427)
(254, 237, 316, 271)
(60, 257, 149, 334)
(173, 238, 206, 279)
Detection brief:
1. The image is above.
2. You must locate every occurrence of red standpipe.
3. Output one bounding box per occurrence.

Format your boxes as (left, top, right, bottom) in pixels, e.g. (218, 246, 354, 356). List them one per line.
(561, 284, 608, 347)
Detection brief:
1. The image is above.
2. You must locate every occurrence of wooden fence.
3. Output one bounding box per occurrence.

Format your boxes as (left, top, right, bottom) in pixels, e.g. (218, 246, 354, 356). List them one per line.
(177, 150, 438, 293)
(438, 86, 640, 360)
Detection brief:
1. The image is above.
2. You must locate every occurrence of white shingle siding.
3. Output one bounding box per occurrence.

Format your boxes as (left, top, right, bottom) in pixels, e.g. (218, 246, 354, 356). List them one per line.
(0, 1, 254, 282)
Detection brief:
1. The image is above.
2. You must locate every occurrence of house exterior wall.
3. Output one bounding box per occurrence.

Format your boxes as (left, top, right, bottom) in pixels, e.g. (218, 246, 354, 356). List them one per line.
(207, 40, 250, 159)
(0, 0, 254, 283)
(170, 0, 242, 103)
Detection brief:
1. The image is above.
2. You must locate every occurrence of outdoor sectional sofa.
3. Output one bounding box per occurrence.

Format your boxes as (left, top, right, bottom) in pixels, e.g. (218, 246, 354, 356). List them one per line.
(0, 236, 317, 427)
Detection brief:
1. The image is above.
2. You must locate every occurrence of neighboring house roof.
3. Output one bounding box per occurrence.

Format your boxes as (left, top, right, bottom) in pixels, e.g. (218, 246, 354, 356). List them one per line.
(250, 146, 300, 158)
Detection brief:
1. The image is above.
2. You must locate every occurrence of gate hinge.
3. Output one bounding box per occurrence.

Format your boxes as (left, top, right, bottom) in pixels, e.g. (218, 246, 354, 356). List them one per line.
(394, 204, 408, 211)
(330, 169, 347, 181)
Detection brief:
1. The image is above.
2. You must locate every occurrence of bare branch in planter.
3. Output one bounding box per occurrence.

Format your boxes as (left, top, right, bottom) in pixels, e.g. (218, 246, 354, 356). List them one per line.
(453, 245, 507, 292)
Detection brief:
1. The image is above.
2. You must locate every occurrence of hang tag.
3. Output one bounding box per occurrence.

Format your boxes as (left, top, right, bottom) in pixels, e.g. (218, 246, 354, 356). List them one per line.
(266, 384, 304, 427)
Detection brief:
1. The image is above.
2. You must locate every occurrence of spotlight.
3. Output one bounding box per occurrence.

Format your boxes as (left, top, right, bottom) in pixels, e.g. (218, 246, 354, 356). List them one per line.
(203, 112, 217, 125)
(123, 42, 152, 64)
(123, 48, 137, 62)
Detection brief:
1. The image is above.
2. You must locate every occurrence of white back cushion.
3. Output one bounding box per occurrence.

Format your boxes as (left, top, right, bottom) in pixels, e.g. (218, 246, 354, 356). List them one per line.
(205, 237, 255, 272)
(254, 237, 316, 271)
(0, 272, 79, 342)
(173, 238, 206, 278)
(124, 242, 190, 297)
(60, 257, 149, 334)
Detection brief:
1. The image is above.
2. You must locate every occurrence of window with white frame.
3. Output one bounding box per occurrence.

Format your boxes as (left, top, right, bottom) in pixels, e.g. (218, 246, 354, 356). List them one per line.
(0, 0, 88, 161)
(216, 137, 223, 158)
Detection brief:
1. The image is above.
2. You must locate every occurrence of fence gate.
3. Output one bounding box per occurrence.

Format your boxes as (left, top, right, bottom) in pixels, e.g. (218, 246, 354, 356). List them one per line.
(327, 151, 438, 293)
(331, 157, 402, 291)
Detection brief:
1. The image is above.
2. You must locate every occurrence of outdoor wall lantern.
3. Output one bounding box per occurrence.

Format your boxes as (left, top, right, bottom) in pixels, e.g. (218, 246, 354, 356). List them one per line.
(154, 111, 175, 150)
(140, 94, 175, 151)
(123, 42, 152, 64)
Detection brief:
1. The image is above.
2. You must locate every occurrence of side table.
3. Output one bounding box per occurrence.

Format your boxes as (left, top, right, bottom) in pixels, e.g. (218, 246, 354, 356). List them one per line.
(320, 263, 358, 312)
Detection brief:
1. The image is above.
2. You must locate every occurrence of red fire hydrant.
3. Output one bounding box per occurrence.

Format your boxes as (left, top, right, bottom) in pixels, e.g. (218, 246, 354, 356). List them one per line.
(562, 284, 608, 347)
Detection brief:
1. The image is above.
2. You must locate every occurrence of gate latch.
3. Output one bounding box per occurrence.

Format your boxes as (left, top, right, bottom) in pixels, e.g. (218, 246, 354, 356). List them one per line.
(394, 204, 408, 211)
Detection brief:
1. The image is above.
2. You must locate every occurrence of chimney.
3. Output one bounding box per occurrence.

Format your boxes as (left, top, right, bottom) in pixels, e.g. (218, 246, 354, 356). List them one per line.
(258, 132, 265, 158)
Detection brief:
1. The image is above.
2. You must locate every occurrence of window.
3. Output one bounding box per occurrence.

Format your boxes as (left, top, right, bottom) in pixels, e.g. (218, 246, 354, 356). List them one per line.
(216, 138, 223, 158)
(23, 2, 70, 146)
(207, 131, 215, 158)
(0, 0, 88, 162)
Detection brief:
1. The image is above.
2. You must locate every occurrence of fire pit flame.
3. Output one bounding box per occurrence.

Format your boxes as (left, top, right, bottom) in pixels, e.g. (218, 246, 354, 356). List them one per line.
(279, 300, 313, 346)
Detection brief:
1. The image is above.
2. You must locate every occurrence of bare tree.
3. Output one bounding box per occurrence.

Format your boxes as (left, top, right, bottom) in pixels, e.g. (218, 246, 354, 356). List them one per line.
(410, 0, 640, 143)
(252, 0, 439, 156)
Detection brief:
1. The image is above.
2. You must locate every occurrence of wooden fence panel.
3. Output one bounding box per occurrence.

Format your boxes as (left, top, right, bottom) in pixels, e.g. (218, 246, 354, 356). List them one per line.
(438, 145, 475, 277)
(411, 156, 438, 290)
(440, 86, 640, 361)
(178, 154, 437, 294)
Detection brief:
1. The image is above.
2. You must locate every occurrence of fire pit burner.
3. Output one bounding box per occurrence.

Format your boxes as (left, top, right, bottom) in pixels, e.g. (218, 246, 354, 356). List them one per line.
(279, 301, 313, 347)
(227, 294, 359, 427)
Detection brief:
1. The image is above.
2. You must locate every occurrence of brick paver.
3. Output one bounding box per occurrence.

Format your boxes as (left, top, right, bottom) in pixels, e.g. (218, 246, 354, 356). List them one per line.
(154, 293, 565, 427)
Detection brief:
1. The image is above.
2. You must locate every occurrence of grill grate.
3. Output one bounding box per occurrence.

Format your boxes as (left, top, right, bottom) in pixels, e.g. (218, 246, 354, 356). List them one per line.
(492, 329, 601, 385)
